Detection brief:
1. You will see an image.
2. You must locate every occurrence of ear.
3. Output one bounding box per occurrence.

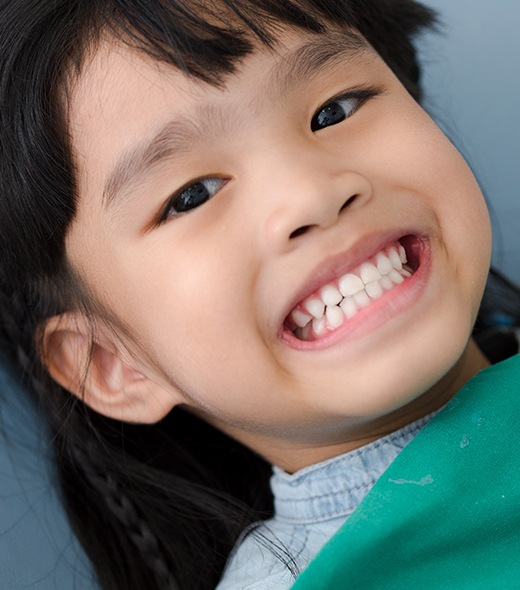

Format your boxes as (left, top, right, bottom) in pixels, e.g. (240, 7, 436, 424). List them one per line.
(42, 313, 181, 424)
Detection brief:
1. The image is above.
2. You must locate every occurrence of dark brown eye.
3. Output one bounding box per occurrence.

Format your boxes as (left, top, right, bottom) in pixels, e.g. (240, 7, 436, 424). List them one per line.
(311, 88, 382, 132)
(311, 96, 359, 131)
(165, 177, 226, 220)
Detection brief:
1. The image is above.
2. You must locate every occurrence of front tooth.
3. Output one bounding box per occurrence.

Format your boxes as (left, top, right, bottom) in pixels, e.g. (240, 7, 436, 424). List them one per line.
(376, 252, 393, 275)
(365, 281, 384, 299)
(388, 248, 403, 270)
(353, 290, 371, 308)
(312, 317, 327, 336)
(320, 285, 342, 306)
(399, 243, 407, 264)
(340, 297, 358, 319)
(338, 273, 364, 297)
(359, 262, 381, 284)
(326, 305, 344, 329)
(304, 298, 325, 319)
(389, 269, 404, 285)
(291, 308, 312, 328)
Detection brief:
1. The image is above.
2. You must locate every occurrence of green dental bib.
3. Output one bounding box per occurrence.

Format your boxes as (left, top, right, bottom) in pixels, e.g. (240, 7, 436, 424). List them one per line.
(292, 354, 520, 589)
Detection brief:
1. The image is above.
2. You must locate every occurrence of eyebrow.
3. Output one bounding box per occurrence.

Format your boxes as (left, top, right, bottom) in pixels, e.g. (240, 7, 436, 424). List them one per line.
(271, 30, 367, 97)
(102, 30, 367, 210)
(102, 119, 199, 209)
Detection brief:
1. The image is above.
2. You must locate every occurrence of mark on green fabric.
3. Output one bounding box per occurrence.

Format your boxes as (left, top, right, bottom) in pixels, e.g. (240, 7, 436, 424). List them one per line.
(388, 474, 433, 486)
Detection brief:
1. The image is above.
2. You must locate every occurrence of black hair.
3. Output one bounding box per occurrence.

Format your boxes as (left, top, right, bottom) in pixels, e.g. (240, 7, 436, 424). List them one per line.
(0, 1, 437, 588)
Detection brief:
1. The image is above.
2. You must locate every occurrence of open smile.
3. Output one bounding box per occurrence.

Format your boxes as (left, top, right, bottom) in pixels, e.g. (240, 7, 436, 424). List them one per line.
(282, 235, 427, 345)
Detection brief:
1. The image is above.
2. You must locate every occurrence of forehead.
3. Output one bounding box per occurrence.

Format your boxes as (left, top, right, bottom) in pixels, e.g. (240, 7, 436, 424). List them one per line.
(71, 27, 368, 118)
(68, 28, 372, 204)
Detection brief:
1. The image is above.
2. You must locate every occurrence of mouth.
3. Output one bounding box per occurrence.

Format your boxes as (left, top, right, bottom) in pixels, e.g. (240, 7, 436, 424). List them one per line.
(283, 235, 424, 343)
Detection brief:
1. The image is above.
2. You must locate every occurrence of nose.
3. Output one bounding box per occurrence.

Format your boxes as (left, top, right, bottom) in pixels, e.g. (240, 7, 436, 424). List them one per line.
(258, 157, 373, 253)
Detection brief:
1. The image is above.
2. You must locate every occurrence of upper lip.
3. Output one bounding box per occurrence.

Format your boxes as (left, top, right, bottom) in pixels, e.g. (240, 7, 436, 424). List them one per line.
(278, 229, 419, 331)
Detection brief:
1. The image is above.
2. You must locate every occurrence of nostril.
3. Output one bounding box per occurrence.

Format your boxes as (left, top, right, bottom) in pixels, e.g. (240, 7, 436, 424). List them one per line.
(289, 225, 312, 239)
(289, 195, 359, 239)
(340, 194, 358, 213)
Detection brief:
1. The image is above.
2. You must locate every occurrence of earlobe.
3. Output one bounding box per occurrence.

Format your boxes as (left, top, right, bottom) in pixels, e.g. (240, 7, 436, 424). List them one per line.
(42, 313, 179, 424)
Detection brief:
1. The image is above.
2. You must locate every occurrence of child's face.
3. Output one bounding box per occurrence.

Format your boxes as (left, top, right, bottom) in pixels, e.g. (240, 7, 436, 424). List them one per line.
(65, 28, 491, 470)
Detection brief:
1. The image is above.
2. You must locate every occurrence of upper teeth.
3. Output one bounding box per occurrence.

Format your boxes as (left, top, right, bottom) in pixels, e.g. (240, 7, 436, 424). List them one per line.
(290, 243, 411, 339)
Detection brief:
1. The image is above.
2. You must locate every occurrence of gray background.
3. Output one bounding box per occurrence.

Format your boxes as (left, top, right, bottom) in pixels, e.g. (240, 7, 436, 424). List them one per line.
(419, 0, 520, 283)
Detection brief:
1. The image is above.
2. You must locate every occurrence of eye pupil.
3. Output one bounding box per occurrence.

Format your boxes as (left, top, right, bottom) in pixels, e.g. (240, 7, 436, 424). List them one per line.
(312, 102, 347, 131)
(174, 182, 211, 212)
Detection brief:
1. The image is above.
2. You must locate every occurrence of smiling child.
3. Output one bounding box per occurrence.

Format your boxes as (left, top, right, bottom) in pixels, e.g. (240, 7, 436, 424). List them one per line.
(0, 1, 509, 589)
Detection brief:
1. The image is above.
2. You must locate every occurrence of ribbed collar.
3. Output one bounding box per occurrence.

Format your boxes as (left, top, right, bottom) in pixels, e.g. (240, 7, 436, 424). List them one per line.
(270, 412, 437, 524)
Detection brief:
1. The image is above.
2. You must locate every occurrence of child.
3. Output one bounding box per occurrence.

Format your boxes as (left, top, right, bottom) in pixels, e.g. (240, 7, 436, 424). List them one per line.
(0, 0, 511, 588)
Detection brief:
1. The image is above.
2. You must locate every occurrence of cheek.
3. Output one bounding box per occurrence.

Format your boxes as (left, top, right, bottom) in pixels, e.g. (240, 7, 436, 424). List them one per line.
(375, 99, 490, 254)
(362, 97, 491, 317)
(102, 238, 260, 388)
(412, 122, 492, 287)
(69, 195, 275, 420)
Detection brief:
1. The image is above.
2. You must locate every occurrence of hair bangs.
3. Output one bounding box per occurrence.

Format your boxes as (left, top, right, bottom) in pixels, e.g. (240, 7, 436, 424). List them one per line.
(83, 0, 362, 84)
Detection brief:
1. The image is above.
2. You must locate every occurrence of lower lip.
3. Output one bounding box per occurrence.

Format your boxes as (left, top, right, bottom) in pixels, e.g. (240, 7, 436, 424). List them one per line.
(279, 238, 431, 351)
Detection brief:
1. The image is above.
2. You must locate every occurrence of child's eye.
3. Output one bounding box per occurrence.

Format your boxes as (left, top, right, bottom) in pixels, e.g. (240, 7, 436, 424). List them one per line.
(162, 177, 227, 221)
(311, 88, 380, 132)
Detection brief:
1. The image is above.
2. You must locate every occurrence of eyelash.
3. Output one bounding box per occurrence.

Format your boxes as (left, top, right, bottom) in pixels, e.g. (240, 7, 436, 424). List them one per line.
(159, 86, 381, 222)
